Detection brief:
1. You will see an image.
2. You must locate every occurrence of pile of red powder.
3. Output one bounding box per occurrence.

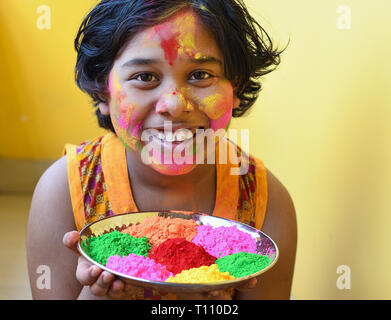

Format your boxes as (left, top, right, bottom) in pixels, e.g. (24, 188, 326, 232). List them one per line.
(148, 238, 216, 274)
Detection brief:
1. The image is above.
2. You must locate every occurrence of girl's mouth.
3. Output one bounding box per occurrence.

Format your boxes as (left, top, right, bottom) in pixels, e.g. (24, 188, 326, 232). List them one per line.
(145, 126, 207, 145)
(154, 128, 198, 143)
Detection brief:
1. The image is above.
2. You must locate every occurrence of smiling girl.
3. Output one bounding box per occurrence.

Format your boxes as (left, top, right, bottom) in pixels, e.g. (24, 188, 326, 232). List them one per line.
(27, 0, 297, 300)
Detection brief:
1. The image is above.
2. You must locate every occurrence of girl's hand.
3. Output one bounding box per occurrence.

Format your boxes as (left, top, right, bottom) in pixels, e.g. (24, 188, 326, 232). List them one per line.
(63, 231, 139, 299)
(176, 290, 232, 300)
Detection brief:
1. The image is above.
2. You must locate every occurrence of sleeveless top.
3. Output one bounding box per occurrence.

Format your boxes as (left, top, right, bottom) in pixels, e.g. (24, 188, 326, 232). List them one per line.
(64, 132, 268, 300)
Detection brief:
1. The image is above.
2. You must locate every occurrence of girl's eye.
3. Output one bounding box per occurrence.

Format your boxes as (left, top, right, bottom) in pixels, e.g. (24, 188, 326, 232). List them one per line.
(189, 71, 213, 81)
(133, 73, 159, 82)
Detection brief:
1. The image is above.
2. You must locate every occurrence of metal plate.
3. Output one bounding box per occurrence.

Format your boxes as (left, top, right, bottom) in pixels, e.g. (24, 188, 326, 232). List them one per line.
(77, 211, 279, 293)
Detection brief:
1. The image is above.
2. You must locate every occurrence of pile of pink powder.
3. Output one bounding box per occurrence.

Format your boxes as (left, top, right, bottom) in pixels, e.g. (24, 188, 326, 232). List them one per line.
(106, 253, 173, 281)
(192, 225, 258, 258)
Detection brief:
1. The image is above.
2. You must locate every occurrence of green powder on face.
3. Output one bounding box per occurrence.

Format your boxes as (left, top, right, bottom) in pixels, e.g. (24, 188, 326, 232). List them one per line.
(81, 230, 151, 266)
(216, 252, 272, 278)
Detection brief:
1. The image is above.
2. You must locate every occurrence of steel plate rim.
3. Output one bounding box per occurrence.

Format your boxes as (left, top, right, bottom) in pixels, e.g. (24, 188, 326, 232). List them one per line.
(77, 211, 279, 292)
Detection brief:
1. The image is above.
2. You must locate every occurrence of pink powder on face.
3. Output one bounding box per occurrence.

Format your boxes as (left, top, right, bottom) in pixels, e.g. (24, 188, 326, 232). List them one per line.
(106, 253, 173, 281)
(209, 106, 232, 132)
(191, 225, 258, 258)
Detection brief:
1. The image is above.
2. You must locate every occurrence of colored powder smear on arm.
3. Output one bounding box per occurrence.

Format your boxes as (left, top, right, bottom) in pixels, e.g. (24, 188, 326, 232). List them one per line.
(81, 230, 151, 266)
(191, 225, 258, 258)
(166, 264, 234, 283)
(122, 216, 198, 246)
(215, 252, 272, 278)
(148, 238, 216, 274)
(106, 253, 173, 281)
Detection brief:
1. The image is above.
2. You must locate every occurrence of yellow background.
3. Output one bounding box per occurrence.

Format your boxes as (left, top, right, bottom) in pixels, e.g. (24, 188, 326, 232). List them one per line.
(1, 0, 390, 299)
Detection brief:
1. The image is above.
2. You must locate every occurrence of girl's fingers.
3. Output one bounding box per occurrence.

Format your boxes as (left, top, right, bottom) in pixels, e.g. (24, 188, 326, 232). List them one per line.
(107, 279, 125, 299)
(207, 290, 232, 300)
(75, 256, 102, 286)
(89, 271, 115, 297)
(107, 281, 141, 299)
(177, 289, 232, 300)
(62, 231, 81, 255)
(235, 277, 258, 292)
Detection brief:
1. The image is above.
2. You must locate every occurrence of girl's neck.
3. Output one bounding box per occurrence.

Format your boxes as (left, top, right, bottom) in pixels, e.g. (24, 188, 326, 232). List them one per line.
(125, 148, 215, 190)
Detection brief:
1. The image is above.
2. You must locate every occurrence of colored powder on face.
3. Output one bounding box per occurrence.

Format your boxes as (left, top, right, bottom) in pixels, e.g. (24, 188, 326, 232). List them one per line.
(122, 216, 198, 247)
(148, 238, 216, 274)
(216, 252, 272, 278)
(154, 24, 180, 66)
(209, 106, 232, 132)
(81, 230, 151, 266)
(224, 118, 232, 131)
(166, 264, 234, 283)
(109, 68, 122, 94)
(191, 225, 258, 258)
(117, 105, 134, 130)
(106, 253, 173, 282)
(200, 94, 226, 119)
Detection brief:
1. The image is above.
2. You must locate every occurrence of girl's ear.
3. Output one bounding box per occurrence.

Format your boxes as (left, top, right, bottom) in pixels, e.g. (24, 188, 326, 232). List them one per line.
(98, 102, 110, 115)
(232, 79, 240, 109)
(233, 94, 240, 109)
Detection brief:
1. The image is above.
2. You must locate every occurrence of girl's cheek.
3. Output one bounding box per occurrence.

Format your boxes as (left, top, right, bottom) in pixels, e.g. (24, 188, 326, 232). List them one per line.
(110, 100, 143, 152)
(106, 69, 144, 152)
(109, 69, 143, 140)
(109, 93, 143, 151)
(199, 93, 233, 131)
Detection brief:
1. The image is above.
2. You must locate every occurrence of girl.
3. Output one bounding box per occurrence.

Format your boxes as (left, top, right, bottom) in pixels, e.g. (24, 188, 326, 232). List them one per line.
(27, 0, 296, 300)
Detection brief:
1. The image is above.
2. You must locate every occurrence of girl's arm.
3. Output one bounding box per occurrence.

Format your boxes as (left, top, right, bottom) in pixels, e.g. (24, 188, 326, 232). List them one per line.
(234, 169, 298, 300)
(26, 156, 83, 299)
(26, 156, 143, 300)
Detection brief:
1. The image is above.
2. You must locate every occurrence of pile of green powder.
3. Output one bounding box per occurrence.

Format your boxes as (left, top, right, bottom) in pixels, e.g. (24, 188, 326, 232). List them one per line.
(216, 252, 272, 278)
(81, 230, 151, 266)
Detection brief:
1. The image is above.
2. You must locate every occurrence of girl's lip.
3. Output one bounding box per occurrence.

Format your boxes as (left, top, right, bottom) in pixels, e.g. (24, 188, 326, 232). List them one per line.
(144, 125, 207, 132)
(143, 121, 208, 131)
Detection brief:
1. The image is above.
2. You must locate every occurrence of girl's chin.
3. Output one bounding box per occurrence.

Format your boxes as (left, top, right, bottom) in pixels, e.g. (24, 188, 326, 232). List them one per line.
(149, 162, 197, 176)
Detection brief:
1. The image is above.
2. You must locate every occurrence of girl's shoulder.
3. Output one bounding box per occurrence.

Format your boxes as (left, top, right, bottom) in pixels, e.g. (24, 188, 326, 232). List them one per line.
(29, 155, 73, 225)
(263, 168, 296, 237)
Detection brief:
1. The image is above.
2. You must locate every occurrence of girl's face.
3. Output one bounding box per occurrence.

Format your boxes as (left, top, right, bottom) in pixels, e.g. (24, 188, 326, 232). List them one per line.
(100, 9, 239, 175)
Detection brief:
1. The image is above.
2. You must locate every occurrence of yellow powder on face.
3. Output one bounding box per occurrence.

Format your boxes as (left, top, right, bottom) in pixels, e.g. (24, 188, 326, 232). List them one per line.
(111, 68, 122, 93)
(200, 94, 226, 119)
(194, 52, 203, 59)
(122, 216, 198, 247)
(178, 32, 196, 56)
(166, 264, 235, 283)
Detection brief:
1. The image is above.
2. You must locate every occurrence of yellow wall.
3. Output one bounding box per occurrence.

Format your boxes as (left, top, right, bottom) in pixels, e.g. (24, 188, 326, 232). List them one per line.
(0, 0, 106, 159)
(1, 0, 390, 299)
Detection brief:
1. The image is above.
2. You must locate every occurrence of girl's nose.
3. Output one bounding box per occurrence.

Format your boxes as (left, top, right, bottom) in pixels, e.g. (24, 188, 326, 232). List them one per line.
(155, 91, 193, 118)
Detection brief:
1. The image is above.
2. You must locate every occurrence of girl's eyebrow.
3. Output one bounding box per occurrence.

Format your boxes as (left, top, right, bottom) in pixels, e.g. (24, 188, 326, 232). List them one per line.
(190, 56, 222, 66)
(121, 56, 222, 68)
(121, 58, 159, 68)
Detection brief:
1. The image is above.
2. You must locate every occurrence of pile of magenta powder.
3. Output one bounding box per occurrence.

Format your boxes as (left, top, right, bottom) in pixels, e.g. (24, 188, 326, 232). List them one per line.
(81, 215, 274, 283)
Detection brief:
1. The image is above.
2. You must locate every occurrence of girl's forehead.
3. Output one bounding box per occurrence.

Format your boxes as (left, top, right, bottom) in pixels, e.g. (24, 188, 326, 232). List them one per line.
(117, 9, 221, 62)
(144, 9, 200, 43)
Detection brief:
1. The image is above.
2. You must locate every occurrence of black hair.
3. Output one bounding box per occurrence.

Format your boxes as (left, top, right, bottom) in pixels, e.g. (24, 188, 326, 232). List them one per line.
(74, 0, 286, 132)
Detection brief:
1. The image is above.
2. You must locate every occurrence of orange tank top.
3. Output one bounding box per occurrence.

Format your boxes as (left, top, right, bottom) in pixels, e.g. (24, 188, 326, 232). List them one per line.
(64, 132, 268, 300)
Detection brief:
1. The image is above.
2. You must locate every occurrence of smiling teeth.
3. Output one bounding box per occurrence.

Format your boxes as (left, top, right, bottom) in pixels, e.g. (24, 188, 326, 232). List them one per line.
(156, 129, 195, 142)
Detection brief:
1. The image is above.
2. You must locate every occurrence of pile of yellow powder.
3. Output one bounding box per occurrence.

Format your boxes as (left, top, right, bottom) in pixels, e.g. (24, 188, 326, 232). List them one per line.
(166, 264, 234, 283)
